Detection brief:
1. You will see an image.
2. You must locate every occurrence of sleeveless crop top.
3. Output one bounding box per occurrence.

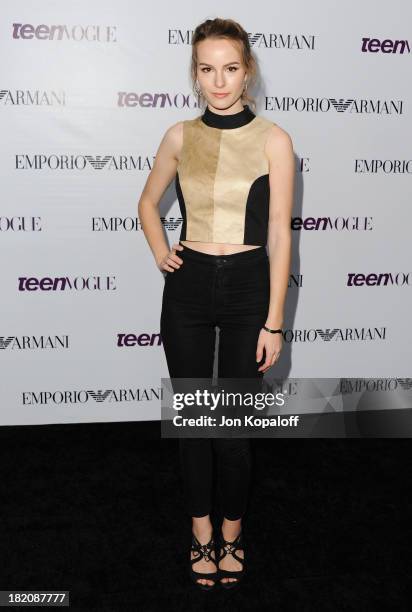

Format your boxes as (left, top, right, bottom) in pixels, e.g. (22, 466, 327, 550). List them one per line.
(175, 104, 274, 246)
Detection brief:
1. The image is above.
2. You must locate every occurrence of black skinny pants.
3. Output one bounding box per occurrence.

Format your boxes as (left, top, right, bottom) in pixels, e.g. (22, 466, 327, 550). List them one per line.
(160, 241, 270, 520)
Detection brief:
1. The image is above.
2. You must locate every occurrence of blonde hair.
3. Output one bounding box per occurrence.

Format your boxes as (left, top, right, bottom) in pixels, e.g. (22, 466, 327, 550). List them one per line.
(190, 17, 258, 112)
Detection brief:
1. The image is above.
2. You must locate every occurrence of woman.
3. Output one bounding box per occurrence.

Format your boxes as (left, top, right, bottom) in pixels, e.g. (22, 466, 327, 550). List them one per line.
(138, 18, 294, 590)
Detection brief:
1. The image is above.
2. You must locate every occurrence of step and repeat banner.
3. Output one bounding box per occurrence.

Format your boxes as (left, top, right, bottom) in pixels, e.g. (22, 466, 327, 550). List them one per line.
(1, 1, 410, 425)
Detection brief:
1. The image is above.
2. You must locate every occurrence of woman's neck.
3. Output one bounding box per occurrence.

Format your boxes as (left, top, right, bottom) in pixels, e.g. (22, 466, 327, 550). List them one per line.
(201, 104, 256, 129)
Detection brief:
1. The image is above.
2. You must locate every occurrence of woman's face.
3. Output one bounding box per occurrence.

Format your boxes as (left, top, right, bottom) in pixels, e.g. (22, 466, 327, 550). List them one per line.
(196, 37, 247, 110)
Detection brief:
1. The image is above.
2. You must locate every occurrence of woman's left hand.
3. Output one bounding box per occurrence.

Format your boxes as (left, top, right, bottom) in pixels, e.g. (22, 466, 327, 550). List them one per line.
(256, 328, 283, 373)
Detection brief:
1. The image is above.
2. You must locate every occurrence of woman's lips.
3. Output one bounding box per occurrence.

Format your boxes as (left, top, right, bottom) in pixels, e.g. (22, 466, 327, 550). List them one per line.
(213, 93, 230, 98)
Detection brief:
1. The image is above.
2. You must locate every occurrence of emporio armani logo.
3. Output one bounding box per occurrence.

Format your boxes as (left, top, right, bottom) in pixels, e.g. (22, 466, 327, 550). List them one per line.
(316, 329, 340, 341)
(266, 96, 403, 115)
(160, 217, 183, 230)
(247, 33, 315, 50)
(22, 387, 161, 405)
(282, 327, 387, 342)
(87, 390, 112, 402)
(314, 328, 386, 341)
(329, 98, 355, 112)
(0, 88, 66, 105)
(397, 378, 412, 390)
(15, 154, 153, 171)
(1, 335, 69, 350)
(0, 337, 14, 349)
(248, 33, 261, 46)
(84, 155, 113, 169)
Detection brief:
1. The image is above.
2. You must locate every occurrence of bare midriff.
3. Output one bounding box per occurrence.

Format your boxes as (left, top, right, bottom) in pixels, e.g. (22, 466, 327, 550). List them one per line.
(179, 240, 262, 256)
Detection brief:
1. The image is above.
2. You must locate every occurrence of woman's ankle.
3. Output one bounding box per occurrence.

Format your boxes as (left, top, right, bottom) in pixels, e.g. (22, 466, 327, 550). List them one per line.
(221, 516, 242, 540)
(192, 514, 213, 540)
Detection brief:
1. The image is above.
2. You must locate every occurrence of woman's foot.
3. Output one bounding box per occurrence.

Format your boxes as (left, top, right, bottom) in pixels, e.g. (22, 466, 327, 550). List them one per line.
(190, 516, 218, 588)
(218, 518, 245, 586)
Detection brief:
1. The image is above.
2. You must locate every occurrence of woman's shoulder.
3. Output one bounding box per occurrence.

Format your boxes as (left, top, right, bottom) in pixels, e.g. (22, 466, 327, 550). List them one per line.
(255, 114, 293, 151)
(163, 115, 201, 137)
(164, 119, 185, 137)
(255, 114, 290, 137)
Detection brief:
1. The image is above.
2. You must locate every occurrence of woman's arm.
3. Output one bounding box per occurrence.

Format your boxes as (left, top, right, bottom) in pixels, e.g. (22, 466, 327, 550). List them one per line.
(137, 121, 184, 271)
(264, 125, 295, 330)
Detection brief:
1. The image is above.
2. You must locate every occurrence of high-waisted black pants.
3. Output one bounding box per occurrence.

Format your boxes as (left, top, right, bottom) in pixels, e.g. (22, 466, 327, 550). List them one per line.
(160, 240, 270, 520)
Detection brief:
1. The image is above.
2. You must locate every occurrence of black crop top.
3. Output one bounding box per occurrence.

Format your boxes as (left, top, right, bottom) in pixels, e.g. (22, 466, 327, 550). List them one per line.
(175, 104, 274, 246)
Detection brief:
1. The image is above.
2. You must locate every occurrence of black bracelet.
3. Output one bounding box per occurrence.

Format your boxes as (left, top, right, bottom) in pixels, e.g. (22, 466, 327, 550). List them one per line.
(262, 326, 283, 335)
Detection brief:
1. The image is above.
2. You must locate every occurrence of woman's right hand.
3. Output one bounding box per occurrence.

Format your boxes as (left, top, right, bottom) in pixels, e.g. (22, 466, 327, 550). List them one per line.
(158, 243, 184, 273)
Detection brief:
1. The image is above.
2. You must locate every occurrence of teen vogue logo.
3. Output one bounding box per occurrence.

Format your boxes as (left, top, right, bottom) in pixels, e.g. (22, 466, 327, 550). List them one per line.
(347, 273, 412, 287)
(0, 216, 42, 231)
(361, 37, 410, 54)
(17, 276, 117, 291)
(292, 216, 373, 231)
(118, 92, 199, 109)
(117, 332, 163, 347)
(12, 23, 117, 42)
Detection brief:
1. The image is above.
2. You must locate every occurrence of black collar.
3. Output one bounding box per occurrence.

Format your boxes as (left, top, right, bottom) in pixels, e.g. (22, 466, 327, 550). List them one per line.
(201, 104, 256, 129)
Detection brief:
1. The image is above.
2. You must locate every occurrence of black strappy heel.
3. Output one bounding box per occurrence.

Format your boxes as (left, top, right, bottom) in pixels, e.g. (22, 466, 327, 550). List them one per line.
(217, 530, 246, 589)
(189, 533, 218, 591)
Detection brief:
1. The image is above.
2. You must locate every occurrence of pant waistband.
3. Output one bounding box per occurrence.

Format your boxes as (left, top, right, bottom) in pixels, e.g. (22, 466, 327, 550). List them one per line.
(178, 241, 267, 266)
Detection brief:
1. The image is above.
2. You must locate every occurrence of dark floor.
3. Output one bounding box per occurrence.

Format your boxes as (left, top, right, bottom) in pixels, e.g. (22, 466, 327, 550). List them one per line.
(0, 420, 410, 611)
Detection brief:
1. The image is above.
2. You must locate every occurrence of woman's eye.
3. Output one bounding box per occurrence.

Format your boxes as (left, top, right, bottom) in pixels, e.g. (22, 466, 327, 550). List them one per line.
(200, 66, 238, 73)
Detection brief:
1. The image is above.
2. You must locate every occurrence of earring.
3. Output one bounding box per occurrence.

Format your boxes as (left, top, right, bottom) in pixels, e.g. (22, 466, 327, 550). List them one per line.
(194, 81, 202, 97)
(243, 79, 248, 93)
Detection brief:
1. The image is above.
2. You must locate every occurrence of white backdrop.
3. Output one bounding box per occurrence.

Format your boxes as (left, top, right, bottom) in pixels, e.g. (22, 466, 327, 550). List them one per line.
(1, 0, 411, 425)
